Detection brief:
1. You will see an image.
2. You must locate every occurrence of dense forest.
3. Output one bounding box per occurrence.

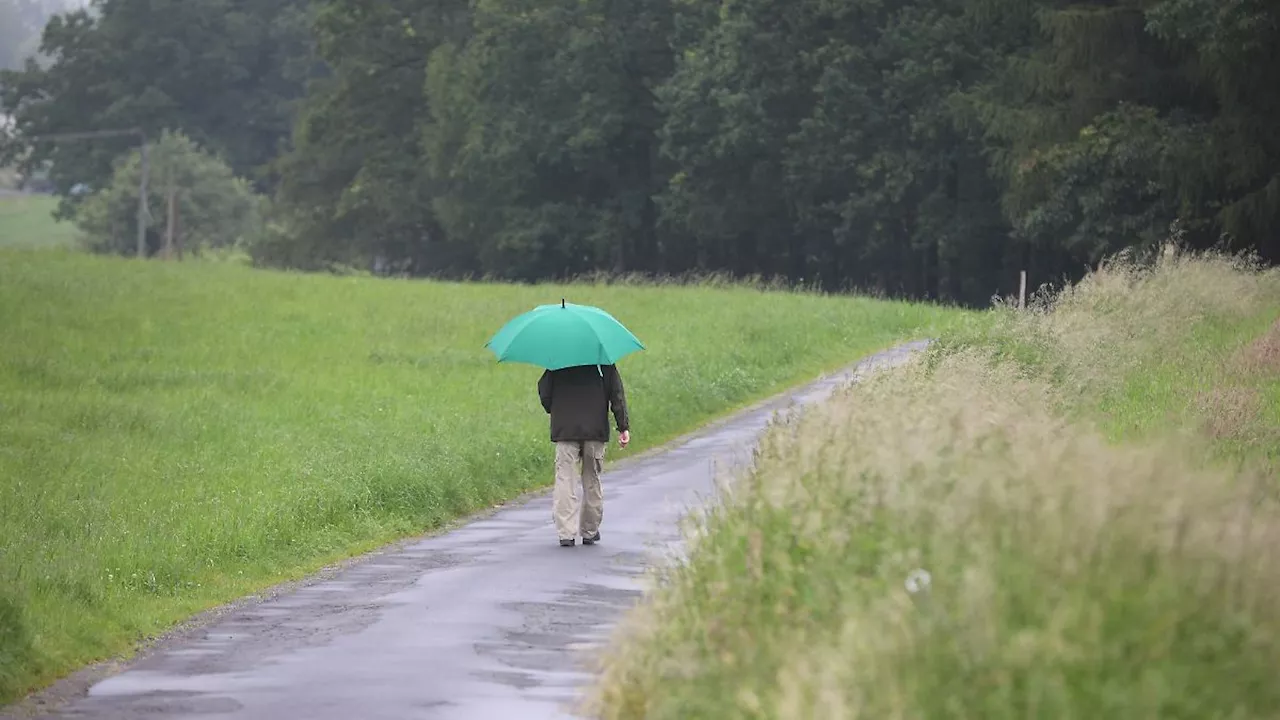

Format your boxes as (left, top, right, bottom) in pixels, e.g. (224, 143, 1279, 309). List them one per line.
(2, 0, 1276, 306)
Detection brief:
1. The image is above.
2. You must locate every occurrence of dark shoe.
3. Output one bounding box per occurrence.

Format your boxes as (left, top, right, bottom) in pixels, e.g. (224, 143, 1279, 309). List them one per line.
(560, 538, 575, 547)
(581, 532, 600, 546)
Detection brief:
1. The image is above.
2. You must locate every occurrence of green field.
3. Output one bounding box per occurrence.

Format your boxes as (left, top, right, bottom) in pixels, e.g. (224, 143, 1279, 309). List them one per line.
(0, 249, 964, 702)
(0, 195, 81, 249)
(588, 250, 1280, 719)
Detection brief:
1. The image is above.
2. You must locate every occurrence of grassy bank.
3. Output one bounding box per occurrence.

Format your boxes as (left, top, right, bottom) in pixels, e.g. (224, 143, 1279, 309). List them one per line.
(587, 248, 1280, 719)
(0, 195, 80, 250)
(0, 250, 961, 703)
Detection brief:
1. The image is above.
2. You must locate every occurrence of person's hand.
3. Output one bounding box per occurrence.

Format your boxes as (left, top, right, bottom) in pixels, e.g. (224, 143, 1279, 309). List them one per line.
(618, 430, 630, 448)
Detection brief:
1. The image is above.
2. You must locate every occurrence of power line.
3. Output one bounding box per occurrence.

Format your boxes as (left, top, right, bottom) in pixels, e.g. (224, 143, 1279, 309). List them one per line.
(26, 128, 143, 142)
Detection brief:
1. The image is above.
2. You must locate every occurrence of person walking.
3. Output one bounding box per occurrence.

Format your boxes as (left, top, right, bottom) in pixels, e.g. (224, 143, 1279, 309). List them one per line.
(538, 363, 631, 546)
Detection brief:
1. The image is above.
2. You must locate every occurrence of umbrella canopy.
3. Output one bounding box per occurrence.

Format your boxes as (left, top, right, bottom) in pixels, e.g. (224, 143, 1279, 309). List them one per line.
(485, 300, 644, 370)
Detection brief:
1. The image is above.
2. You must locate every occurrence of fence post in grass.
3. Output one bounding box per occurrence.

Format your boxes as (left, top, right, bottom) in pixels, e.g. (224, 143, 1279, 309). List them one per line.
(1018, 270, 1027, 310)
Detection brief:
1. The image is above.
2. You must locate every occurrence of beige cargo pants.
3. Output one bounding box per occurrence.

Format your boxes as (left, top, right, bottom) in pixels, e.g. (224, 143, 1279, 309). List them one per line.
(553, 440, 605, 541)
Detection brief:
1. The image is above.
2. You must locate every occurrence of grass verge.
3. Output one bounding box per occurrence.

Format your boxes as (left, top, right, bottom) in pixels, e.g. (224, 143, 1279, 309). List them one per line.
(0, 249, 962, 703)
(0, 196, 80, 250)
(586, 246, 1280, 719)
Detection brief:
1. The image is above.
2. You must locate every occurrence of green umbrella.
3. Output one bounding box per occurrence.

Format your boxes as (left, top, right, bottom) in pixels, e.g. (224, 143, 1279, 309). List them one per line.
(485, 299, 645, 370)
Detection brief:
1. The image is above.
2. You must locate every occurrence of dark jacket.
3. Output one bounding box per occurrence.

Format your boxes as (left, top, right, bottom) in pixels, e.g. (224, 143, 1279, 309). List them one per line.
(538, 364, 630, 443)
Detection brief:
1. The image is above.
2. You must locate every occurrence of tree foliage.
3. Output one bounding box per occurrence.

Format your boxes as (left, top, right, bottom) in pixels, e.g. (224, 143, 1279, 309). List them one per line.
(0, 0, 316, 218)
(965, 0, 1280, 280)
(259, 0, 470, 273)
(422, 0, 673, 279)
(653, 0, 1014, 301)
(277, 0, 1277, 304)
(76, 130, 262, 258)
(3, 0, 1278, 303)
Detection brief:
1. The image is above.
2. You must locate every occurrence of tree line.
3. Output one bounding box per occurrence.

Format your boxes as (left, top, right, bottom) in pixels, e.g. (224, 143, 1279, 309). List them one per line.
(2, 0, 1276, 306)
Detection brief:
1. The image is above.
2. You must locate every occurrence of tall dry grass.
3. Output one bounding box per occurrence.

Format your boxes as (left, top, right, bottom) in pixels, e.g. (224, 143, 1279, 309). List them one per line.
(585, 247, 1280, 719)
(943, 245, 1279, 386)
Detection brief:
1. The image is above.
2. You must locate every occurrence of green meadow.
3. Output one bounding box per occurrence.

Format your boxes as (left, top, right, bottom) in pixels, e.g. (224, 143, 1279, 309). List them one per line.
(0, 248, 963, 702)
(0, 195, 81, 250)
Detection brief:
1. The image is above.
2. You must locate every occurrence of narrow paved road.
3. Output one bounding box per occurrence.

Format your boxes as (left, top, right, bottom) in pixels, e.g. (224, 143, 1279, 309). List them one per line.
(16, 342, 927, 720)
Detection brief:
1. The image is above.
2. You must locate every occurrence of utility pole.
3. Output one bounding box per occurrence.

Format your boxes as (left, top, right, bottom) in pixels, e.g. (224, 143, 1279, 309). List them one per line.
(138, 138, 149, 258)
(24, 127, 150, 258)
(163, 165, 180, 260)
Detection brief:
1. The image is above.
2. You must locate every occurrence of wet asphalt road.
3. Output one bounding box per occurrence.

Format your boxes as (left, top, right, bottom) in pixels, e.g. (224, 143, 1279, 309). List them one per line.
(15, 342, 928, 720)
